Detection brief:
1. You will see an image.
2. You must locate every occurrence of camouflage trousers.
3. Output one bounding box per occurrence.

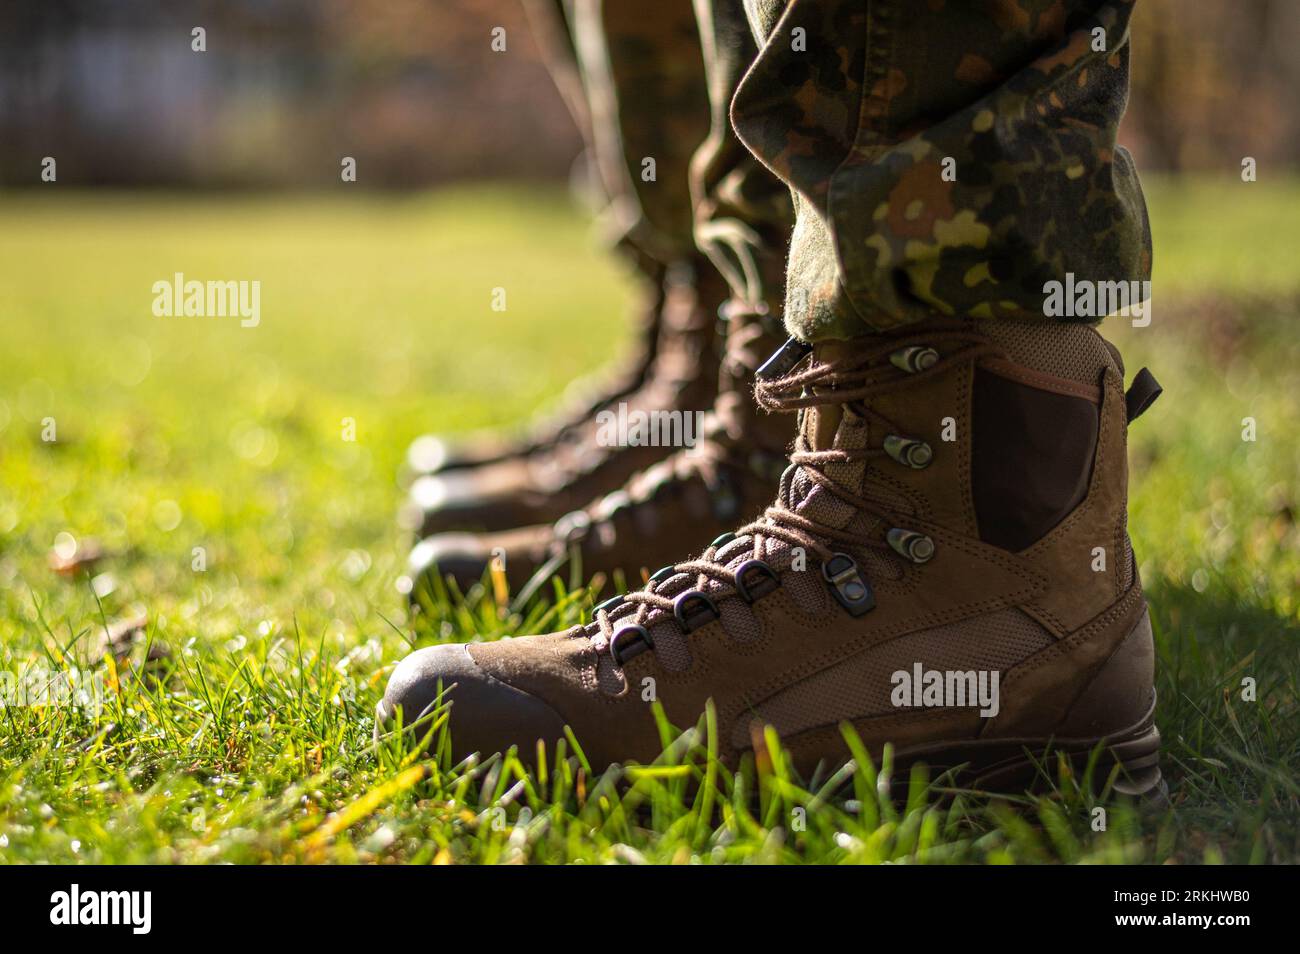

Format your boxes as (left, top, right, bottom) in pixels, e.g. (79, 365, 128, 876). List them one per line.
(529, 0, 1151, 342)
(527, 0, 792, 312)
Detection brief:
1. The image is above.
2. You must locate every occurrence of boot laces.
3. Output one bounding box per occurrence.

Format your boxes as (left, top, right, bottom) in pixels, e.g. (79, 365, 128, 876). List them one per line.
(584, 327, 1001, 665)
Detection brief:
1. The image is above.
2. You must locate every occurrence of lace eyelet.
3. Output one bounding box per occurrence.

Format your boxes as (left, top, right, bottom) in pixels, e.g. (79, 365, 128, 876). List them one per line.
(734, 559, 780, 604)
(593, 594, 624, 615)
(648, 566, 677, 585)
(710, 531, 736, 550)
(887, 528, 935, 563)
(673, 590, 721, 633)
(609, 624, 654, 668)
(889, 345, 939, 373)
(883, 434, 933, 469)
(821, 552, 876, 616)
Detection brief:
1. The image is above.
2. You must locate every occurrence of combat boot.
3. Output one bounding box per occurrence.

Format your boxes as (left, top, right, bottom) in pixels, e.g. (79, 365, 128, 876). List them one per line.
(401, 304, 791, 601)
(405, 263, 725, 536)
(379, 319, 1165, 798)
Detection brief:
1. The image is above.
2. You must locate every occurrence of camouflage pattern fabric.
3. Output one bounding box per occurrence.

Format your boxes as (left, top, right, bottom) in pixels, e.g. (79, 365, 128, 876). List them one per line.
(690, 0, 794, 312)
(528, 0, 1149, 342)
(526, 0, 711, 270)
(730, 0, 1153, 340)
(525, 0, 792, 309)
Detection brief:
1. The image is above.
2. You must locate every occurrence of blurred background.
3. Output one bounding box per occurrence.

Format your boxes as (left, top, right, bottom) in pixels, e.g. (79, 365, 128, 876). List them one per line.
(1, 0, 1298, 865)
(3, 0, 1299, 189)
(1, 0, 575, 188)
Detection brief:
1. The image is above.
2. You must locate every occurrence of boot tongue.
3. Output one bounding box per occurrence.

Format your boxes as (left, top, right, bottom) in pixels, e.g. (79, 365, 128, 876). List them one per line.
(787, 412, 863, 533)
(801, 403, 842, 452)
(799, 340, 854, 457)
(784, 341, 866, 532)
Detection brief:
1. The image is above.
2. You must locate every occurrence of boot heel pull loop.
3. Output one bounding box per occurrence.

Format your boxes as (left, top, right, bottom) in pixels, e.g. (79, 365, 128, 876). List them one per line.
(1125, 367, 1162, 423)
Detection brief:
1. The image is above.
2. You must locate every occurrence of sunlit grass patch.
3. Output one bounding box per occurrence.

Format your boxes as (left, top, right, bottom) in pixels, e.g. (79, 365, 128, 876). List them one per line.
(0, 180, 1297, 864)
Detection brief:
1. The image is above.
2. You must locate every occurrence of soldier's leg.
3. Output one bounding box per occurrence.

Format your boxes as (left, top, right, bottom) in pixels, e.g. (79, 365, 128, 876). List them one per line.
(732, 0, 1151, 339)
(562, 0, 710, 267)
(405, 0, 724, 539)
(405, 0, 800, 597)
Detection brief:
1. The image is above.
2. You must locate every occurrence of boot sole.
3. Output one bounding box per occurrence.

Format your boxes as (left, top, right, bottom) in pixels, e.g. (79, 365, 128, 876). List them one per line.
(893, 691, 1166, 805)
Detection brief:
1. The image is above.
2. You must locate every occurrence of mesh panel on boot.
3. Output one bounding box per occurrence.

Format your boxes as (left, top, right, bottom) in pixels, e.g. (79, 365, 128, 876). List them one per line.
(792, 477, 857, 527)
(781, 568, 828, 616)
(859, 546, 905, 584)
(596, 653, 625, 694)
(647, 619, 693, 672)
(714, 536, 754, 564)
(718, 599, 763, 644)
(742, 609, 1053, 742)
(980, 320, 1114, 384)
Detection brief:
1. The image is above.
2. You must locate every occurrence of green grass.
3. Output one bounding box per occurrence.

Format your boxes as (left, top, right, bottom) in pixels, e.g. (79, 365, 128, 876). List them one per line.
(0, 179, 1297, 864)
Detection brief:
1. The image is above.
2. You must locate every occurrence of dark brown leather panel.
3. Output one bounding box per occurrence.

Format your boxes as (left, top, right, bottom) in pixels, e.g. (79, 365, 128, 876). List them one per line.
(972, 366, 1098, 552)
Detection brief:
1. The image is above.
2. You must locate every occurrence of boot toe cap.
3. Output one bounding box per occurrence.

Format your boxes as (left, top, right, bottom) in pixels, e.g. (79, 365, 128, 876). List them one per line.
(405, 432, 514, 477)
(408, 470, 537, 535)
(409, 472, 481, 518)
(401, 525, 559, 603)
(376, 643, 567, 762)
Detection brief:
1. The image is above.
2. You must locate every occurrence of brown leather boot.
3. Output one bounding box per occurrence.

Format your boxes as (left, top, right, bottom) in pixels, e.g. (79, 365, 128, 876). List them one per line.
(404, 262, 726, 536)
(379, 319, 1165, 798)
(401, 305, 792, 601)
